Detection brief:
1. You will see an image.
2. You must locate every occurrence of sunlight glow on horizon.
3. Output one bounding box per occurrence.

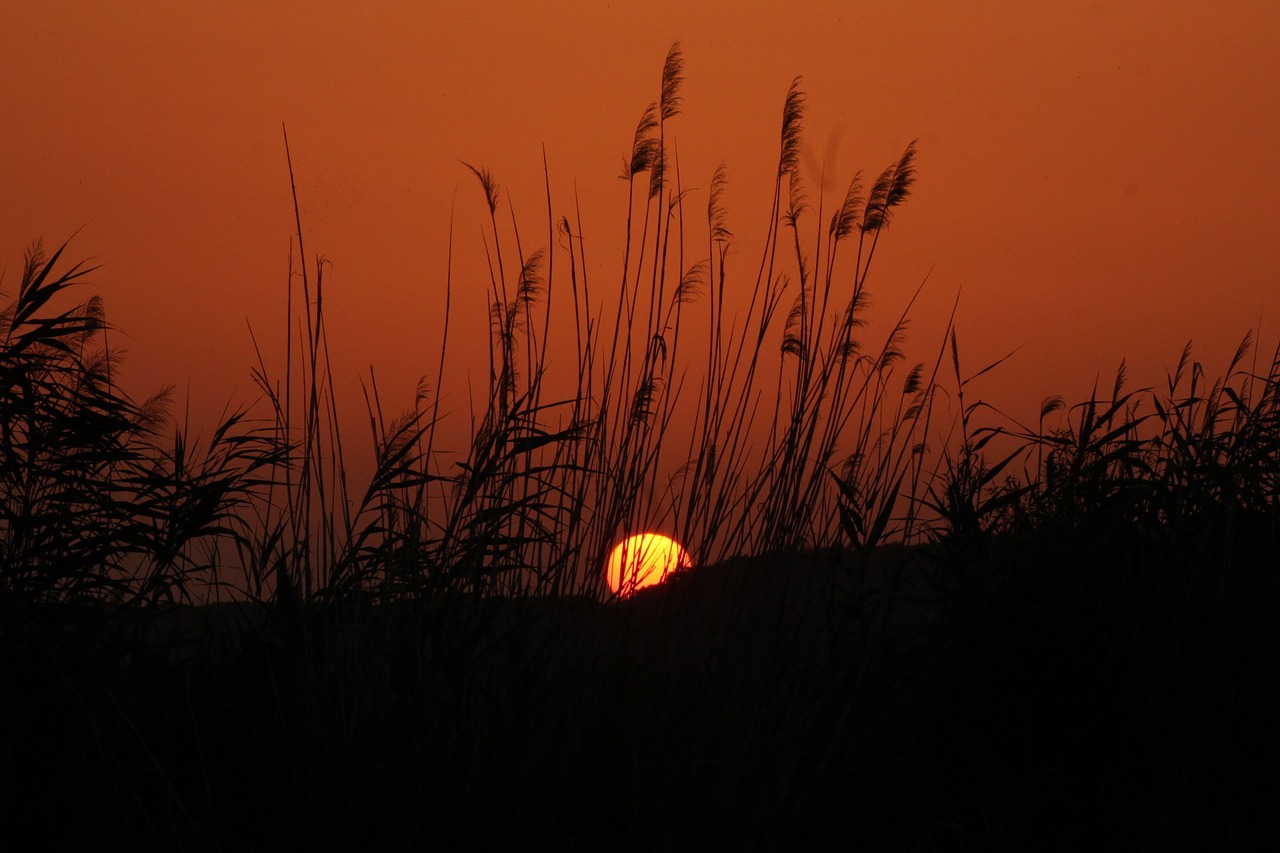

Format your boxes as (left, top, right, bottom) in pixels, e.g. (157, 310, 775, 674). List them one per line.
(606, 533, 693, 597)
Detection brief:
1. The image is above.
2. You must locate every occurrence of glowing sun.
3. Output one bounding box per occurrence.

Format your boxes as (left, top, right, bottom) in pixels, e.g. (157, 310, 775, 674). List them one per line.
(606, 533, 692, 596)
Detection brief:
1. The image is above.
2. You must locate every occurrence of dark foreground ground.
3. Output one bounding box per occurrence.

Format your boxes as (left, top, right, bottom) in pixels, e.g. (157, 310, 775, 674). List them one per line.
(4, 537, 1278, 850)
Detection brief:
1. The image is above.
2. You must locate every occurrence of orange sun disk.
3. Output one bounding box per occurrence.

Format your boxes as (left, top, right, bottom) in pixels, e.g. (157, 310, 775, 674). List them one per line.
(605, 533, 692, 596)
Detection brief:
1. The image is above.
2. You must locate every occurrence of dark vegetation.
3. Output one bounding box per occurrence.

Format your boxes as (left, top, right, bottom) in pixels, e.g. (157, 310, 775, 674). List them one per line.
(4, 45, 1278, 849)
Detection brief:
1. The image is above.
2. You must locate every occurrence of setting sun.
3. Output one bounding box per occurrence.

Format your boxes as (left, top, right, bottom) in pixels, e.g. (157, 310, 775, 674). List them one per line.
(605, 533, 692, 596)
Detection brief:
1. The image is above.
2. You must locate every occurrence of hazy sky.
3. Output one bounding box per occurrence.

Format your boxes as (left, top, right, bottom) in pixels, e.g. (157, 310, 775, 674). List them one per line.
(4, 1, 1278, 471)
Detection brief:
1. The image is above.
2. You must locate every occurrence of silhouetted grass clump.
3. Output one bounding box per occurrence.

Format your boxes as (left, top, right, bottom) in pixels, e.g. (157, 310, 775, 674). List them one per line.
(3, 44, 1277, 849)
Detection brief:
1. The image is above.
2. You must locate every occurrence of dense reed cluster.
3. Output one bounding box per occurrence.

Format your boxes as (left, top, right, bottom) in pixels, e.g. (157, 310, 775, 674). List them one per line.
(3, 45, 936, 608)
(3, 45, 1276, 848)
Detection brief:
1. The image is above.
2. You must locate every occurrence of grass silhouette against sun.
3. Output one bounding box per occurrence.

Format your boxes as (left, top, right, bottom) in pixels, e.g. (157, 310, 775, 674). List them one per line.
(2, 43, 1278, 849)
(606, 532, 693, 595)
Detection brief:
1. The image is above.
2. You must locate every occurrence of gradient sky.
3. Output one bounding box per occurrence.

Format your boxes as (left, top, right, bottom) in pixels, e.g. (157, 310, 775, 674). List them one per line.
(4, 1, 1278, 480)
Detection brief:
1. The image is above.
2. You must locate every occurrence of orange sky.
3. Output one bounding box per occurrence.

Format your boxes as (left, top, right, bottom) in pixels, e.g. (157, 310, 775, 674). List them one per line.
(4, 1, 1279, 488)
